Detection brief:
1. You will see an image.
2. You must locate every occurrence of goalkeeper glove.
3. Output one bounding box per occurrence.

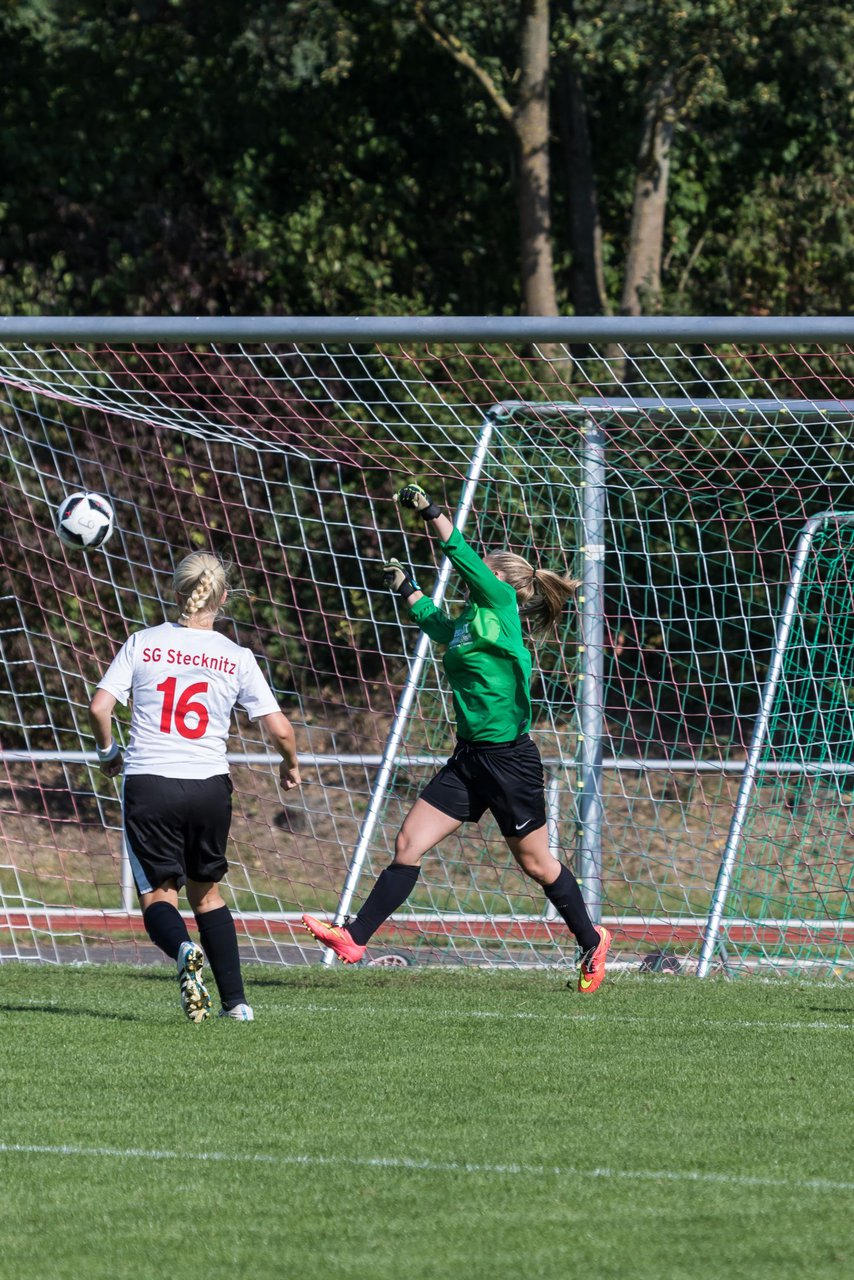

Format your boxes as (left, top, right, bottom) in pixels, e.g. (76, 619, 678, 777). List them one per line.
(382, 558, 420, 599)
(394, 482, 442, 520)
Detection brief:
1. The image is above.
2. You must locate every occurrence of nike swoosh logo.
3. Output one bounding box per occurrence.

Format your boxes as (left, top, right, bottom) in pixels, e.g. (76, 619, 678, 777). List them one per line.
(515, 821, 532, 831)
(579, 974, 594, 990)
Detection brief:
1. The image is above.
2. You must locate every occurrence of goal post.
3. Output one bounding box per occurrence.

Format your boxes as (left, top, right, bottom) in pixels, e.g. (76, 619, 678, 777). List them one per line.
(325, 408, 498, 948)
(699, 511, 854, 977)
(1, 316, 854, 976)
(329, 401, 610, 955)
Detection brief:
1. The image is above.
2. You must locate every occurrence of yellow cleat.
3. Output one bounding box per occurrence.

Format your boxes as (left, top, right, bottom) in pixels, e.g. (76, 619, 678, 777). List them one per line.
(177, 941, 211, 1023)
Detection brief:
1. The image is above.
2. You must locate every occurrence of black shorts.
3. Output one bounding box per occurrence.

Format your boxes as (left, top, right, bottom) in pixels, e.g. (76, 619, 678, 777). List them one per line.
(419, 734, 547, 838)
(122, 774, 233, 894)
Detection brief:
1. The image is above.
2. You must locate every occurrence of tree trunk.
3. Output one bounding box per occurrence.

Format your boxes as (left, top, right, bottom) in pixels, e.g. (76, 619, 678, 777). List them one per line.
(414, 0, 560, 329)
(554, 16, 609, 316)
(514, 0, 558, 318)
(620, 78, 675, 316)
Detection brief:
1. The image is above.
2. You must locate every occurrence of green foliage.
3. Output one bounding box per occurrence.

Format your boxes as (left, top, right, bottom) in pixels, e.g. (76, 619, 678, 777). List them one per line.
(1, 0, 851, 317)
(0, 0, 516, 315)
(555, 0, 854, 313)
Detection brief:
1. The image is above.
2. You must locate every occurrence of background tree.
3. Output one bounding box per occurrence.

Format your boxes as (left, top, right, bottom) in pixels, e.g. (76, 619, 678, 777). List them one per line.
(415, 0, 558, 317)
(0, 0, 851, 319)
(564, 0, 854, 317)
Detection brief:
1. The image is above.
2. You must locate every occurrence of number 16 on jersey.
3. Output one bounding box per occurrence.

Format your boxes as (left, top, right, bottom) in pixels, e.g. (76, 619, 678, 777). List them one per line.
(156, 677, 210, 739)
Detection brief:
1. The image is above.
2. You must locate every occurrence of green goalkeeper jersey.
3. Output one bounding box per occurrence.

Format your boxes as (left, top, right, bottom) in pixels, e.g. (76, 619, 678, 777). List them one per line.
(409, 528, 533, 743)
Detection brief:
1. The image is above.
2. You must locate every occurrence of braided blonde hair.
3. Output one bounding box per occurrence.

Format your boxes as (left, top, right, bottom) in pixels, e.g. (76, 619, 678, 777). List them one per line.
(173, 552, 228, 624)
(484, 551, 580, 638)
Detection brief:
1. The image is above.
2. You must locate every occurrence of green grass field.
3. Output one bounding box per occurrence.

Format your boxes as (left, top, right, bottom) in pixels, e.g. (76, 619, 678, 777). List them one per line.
(1, 964, 852, 1280)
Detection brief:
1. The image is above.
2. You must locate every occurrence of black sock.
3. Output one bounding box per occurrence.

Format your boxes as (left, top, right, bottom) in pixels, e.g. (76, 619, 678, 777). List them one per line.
(143, 901, 192, 961)
(196, 904, 246, 1010)
(543, 865, 600, 952)
(348, 862, 421, 946)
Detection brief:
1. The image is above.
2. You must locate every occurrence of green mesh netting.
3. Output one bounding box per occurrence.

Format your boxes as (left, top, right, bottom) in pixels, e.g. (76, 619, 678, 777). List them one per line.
(721, 518, 854, 975)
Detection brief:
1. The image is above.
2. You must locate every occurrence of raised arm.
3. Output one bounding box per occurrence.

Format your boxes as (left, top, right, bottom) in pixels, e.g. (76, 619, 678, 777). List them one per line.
(393, 482, 455, 542)
(394, 482, 513, 609)
(381, 556, 455, 644)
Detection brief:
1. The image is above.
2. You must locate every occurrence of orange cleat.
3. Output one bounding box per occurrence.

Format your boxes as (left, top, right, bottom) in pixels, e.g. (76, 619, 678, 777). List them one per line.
(302, 914, 366, 964)
(578, 924, 612, 994)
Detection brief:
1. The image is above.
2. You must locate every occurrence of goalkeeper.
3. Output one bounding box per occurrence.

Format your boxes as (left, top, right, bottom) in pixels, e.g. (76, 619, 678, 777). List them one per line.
(303, 482, 611, 992)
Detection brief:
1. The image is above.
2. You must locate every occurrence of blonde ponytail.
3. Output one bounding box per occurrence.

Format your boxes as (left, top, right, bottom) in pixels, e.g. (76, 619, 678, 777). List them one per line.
(484, 551, 580, 639)
(173, 552, 229, 624)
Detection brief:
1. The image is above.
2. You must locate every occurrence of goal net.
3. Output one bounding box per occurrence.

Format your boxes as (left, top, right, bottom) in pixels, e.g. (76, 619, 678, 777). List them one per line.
(700, 513, 854, 976)
(1, 323, 852, 975)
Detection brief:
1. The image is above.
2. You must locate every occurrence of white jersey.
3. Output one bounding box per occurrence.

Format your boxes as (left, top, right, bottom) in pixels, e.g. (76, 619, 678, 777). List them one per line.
(97, 622, 280, 779)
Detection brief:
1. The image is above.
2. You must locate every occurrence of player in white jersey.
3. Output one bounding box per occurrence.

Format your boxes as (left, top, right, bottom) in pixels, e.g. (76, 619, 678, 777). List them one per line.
(89, 552, 300, 1024)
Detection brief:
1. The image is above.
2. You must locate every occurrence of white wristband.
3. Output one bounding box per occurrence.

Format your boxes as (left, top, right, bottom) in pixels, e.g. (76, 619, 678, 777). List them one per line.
(96, 741, 121, 764)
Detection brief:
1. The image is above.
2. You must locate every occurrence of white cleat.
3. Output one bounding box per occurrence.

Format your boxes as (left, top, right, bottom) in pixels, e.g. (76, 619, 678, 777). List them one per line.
(218, 1003, 255, 1021)
(177, 941, 211, 1024)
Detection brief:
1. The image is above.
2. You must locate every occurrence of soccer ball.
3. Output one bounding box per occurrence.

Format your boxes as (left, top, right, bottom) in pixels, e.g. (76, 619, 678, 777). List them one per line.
(55, 491, 115, 551)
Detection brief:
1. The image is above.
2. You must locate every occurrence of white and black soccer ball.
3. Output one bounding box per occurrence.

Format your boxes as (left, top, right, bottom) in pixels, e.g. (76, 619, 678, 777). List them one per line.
(55, 491, 115, 551)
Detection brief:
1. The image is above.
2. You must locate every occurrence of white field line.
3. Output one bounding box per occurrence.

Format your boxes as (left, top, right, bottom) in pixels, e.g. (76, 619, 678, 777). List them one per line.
(5, 994, 853, 1033)
(0, 1141, 851, 1194)
(270, 1001, 854, 1034)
